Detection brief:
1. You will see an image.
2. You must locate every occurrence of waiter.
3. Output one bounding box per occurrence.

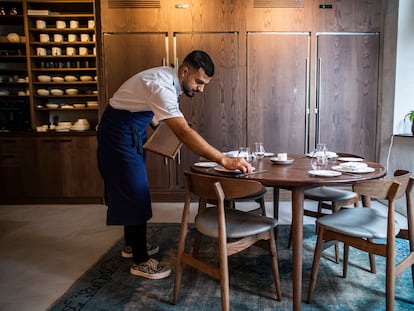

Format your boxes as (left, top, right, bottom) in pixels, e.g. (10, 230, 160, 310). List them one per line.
(97, 50, 252, 280)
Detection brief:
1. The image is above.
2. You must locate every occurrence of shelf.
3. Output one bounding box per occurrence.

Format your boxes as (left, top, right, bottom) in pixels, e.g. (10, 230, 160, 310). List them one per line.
(32, 67, 96, 72)
(29, 28, 95, 33)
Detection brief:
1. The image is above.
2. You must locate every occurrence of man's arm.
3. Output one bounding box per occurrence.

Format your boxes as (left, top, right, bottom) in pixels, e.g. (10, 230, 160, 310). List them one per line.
(165, 117, 252, 173)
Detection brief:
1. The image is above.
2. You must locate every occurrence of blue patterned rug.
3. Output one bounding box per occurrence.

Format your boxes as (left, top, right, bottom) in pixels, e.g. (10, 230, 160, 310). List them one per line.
(48, 224, 413, 311)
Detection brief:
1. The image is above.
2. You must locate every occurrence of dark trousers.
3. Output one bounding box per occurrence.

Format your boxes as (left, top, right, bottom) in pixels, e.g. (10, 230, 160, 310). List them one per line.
(124, 223, 148, 264)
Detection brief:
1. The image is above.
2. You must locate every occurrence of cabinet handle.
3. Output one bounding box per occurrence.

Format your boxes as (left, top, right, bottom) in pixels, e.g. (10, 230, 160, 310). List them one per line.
(315, 57, 322, 145)
(305, 57, 310, 153)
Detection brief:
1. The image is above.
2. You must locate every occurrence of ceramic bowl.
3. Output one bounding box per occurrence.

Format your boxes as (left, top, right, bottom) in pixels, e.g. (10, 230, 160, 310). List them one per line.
(7, 33, 20, 43)
(64, 75, 78, 82)
(51, 76, 64, 82)
(65, 88, 79, 95)
(50, 89, 64, 95)
(37, 89, 50, 96)
(46, 103, 59, 108)
(37, 75, 51, 82)
(80, 75, 93, 81)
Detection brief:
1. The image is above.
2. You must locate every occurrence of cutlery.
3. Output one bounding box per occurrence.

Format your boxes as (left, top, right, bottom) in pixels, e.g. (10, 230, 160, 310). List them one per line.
(339, 171, 362, 178)
(238, 170, 268, 178)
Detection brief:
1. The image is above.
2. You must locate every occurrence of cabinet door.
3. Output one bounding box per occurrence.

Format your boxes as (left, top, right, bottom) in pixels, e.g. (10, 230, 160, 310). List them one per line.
(35, 137, 63, 198)
(0, 137, 36, 202)
(101, 33, 171, 191)
(102, 32, 168, 101)
(175, 32, 243, 187)
(316, 34, 379, 160)
(247, 32, 310, 154)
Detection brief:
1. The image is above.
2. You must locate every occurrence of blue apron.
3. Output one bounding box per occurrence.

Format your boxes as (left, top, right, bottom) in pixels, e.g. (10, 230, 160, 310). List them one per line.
(97, 105, 154, 226)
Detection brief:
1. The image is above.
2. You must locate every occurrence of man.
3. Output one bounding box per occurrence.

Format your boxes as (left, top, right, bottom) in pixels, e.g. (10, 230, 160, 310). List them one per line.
(97, 50, 252, 280)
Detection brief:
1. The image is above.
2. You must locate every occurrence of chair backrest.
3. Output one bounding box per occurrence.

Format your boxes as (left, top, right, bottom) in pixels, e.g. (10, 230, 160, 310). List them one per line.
(184, 171, 264, 202)
(353, 178, 400, 203)
(393, 170, 414, 201)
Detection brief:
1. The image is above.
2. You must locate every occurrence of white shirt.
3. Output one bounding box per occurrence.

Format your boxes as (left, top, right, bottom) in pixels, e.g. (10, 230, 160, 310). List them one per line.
(109, 66, 183, 122)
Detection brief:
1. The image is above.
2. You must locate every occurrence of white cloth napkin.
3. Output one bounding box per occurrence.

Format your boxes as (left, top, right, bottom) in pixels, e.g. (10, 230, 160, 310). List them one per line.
(339, 162, 368, 169)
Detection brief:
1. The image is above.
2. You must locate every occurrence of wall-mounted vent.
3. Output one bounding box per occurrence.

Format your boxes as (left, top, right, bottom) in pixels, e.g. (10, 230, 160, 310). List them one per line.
(253, 0, 304, 8)
(108, 0, 160, 8)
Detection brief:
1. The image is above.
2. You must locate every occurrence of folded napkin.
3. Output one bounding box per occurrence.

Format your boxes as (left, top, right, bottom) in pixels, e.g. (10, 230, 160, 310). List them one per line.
(339, 162, 368, 169)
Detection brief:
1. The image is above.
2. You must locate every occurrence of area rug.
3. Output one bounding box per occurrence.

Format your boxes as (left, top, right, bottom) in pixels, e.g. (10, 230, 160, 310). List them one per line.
(48, 224, 413, 311)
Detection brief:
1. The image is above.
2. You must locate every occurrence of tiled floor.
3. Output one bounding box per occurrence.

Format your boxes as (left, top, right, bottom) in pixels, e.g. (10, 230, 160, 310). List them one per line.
(0, 199, 403, 311)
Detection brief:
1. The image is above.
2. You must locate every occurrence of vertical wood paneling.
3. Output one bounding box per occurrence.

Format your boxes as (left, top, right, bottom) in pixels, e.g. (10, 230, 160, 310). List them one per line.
(247, 32, 309, 154)
(317, 33, 379, 160)
(174, 32, 242, 186)
(102, 33, 167, 100)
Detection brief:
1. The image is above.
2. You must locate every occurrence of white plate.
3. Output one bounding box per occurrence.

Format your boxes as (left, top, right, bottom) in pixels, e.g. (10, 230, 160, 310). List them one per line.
(214, 166, 243, 174)
(194, 162, 217, 168)
(264, 152, 275, 157)
(337, 157, 364, 162)
(332, 165, 375, 174)
(270, 157, 294, 165)
(308, 170, 342, 177)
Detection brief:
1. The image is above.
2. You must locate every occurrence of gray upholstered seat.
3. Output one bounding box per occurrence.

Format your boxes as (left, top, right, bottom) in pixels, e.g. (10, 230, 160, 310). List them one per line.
(196, 208, 276, 238)
(317, 207, 400, 239)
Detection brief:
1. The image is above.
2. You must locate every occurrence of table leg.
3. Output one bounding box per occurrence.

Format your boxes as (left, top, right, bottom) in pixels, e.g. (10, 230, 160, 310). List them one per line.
(273, 186, 280, 219)
(291, 187, 304, 311)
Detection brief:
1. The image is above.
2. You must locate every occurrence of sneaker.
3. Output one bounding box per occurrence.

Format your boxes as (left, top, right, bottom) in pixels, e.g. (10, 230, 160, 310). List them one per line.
(121, 243, 159, 258)
(130, 258, 171, 279)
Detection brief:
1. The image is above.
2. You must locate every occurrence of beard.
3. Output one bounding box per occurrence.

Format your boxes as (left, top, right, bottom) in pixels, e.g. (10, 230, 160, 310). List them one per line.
(183, 89, 195, 97)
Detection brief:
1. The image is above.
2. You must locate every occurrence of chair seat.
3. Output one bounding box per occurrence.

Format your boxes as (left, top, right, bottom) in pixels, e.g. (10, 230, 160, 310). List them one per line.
(304, 186, 357, 201)
(317, 207, 400, 239)
(196, 208, 277, 238)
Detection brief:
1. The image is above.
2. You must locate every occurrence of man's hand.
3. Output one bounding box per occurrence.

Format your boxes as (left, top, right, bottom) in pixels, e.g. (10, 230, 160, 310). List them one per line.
(220, 157, 253, 173)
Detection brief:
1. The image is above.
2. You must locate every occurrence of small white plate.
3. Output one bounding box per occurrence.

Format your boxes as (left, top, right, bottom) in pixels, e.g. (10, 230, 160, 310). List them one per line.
(337, 157, 364, 162)
(194, 162, 217, 168)
(308, 170, 342, 177)
(270, 157, 294, 165)
(332, 166, 375, 174)
(263, 152, 274, 157)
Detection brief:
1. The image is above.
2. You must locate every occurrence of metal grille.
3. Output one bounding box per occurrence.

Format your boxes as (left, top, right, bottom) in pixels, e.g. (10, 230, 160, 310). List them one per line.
(108, 0, 160, 8)
(253, 0, 304, 8)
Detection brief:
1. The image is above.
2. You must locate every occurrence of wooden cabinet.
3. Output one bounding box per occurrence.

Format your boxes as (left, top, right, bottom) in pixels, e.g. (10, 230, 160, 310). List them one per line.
(97, 0, 384, 201)
(175, 32, 244, 188)
(316, 33, 379, 161)
(0, 133, 103, 203)
(246, 32, 310, 154)
(26, 0, 99, 130)
(0, 136, 37, 202)
(34, 134, 103, 202)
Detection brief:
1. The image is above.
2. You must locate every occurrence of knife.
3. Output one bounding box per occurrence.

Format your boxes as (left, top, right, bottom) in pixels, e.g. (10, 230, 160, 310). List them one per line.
(237, 170, 268, 178)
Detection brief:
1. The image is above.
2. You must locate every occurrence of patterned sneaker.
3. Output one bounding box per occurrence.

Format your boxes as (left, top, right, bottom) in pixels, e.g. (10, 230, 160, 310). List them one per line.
(130, 258, 171, 279)
(121, 243, 159, 258)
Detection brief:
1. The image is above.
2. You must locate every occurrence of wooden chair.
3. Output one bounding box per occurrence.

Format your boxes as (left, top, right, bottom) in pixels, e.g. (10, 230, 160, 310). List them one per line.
(306, 172, 414, 310)
(173, 172, 281, 311)
(288, 153, 361, 262)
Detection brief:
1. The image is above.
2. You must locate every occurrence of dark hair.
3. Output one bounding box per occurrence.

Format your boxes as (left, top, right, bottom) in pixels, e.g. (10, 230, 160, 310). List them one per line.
(183, 50, 214, 77)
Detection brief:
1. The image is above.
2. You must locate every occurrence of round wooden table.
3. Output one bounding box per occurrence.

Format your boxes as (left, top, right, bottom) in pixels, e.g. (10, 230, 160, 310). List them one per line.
(191, 154, 386, 310)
